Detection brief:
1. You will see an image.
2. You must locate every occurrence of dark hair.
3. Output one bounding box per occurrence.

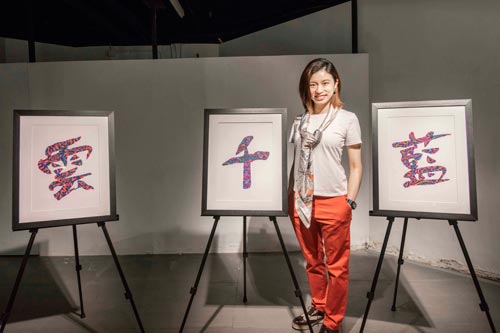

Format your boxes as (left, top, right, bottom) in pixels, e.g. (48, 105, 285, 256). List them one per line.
(299, 58, 343, 110)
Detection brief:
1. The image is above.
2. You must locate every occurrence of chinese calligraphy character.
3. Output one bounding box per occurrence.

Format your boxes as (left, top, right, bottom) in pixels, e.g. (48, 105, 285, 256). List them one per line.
(222, 136, 270, 189)
(392, 131, 451, 188)
(38, 137, 94, 200)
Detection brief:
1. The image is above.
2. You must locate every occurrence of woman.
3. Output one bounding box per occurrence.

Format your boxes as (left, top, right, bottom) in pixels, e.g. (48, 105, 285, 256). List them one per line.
(289, 58, 362, 333)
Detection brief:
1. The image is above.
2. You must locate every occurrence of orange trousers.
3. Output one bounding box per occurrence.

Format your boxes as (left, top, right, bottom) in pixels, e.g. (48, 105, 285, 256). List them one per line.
(289, 193, 352, 330)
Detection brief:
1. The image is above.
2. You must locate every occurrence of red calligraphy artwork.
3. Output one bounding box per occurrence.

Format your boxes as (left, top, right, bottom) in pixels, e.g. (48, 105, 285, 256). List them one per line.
(38, 137, 94, 200)
(392, 131, 451, 188)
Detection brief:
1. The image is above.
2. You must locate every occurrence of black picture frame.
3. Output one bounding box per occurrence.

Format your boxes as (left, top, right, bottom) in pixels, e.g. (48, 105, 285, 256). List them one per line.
(13, 109, 118, 231)
(201, 108, 288, 217)
(371, 99, 477, 221)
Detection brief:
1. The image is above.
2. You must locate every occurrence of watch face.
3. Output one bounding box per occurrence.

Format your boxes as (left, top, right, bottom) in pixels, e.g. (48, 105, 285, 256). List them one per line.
(347, 199, 357, 210)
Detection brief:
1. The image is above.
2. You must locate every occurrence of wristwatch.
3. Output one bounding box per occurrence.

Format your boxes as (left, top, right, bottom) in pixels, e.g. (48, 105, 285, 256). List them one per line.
(346, 198, 357, 210)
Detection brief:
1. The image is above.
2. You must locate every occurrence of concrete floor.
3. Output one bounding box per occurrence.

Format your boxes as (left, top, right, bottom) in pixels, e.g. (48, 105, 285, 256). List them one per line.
(0, 250, 498, 332)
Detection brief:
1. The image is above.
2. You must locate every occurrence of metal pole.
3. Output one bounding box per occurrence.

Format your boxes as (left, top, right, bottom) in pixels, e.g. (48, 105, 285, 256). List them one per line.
(0, 229, 38, 332)
(270, 217, 313, 333)
(391, 217, 408, 311)
(72, 225, 86, 318)
(351, 0, 358, 53)
(243, 216, 248, 303)
(27, 0, 36, 62)
(98, 222, 145, 333)
(180, 216, 220, 332)
(360, 217, 395, 332)
(449, 220, 496, 332)
(151, 8, 158, 59)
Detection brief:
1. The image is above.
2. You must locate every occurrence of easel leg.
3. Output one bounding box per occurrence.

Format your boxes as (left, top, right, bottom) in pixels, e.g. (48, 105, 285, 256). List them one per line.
(243, 216, 248, 303)
(0, 229, 38, 333)
(360, 217, 395, 333)
(269, 217, 313, 333)
(180, 216, 220, 333)
(72, 225, 86, 318)
(391, 217, 408, 311)
(449, 220, 497, 333)
(98, 222, 145, 333)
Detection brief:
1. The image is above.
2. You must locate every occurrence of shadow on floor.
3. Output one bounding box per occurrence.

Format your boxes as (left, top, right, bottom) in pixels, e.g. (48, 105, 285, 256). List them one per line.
(197, 226, 434, 330)
(0, 243, 77, 324)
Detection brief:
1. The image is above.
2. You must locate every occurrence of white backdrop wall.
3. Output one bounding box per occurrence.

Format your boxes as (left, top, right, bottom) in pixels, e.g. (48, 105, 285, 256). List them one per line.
(358, 0, 500, 277)
(221, 0, 500, 278)
(3, 0, 495, 277)
(0, 54, 369, 256)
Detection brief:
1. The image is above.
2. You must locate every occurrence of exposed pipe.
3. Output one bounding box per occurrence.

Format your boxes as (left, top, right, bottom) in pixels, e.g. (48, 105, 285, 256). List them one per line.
(351, 0, 358, 53)
(27, 0, 36, 62)
(152, 8, 158, 59)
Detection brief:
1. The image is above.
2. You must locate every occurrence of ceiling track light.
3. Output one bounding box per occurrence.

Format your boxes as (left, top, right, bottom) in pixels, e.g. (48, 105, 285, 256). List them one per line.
(169, 0, 185, 18)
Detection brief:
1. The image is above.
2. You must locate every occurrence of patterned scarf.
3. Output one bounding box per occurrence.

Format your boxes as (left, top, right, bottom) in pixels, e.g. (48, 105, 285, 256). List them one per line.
(295, 106, 338, 227)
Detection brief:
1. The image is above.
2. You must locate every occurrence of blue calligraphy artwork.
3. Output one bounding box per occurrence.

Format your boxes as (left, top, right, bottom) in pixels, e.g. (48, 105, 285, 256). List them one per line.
(222, 136, 270, 189)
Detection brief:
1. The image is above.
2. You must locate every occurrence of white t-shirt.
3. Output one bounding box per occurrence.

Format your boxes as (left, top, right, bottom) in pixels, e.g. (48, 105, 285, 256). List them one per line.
(289, 108, 362, 196)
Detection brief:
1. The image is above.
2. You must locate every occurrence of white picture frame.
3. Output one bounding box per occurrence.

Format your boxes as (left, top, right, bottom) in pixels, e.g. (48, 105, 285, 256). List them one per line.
(13, 110, 117, 230)
(202, 108, 287, 216)
(371, 100, 477, 221)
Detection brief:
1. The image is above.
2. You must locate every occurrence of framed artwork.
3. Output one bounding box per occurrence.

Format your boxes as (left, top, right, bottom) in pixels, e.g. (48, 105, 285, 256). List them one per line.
(202, 108, 288, 216)
(13, 110, 117, 231)
(371, 100, 477, 221)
